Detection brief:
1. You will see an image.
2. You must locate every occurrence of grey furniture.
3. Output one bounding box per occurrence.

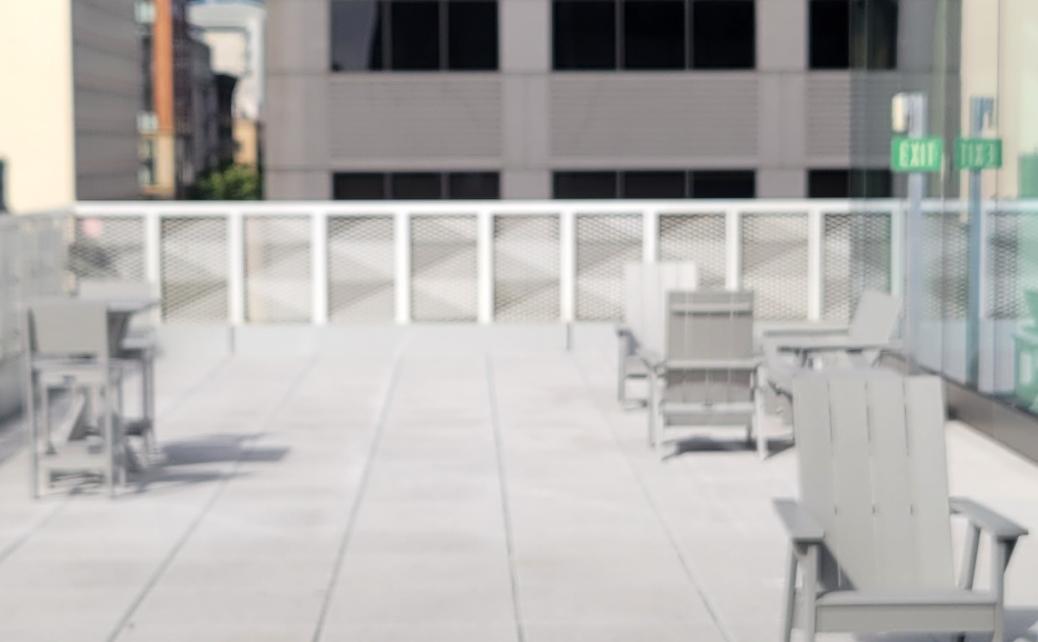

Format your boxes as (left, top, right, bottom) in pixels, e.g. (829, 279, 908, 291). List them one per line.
(775, 370, 1026, 641)
(763, 290, 902, 368)
(77, 279, 158, 452)
(642, 291, 765, 457)
(22, 299, 129, 497)
(616, 262, 698, 404)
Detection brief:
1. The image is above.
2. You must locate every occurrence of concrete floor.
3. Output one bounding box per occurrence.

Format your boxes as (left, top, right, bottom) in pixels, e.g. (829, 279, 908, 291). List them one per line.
(1, 328, 1038, 641)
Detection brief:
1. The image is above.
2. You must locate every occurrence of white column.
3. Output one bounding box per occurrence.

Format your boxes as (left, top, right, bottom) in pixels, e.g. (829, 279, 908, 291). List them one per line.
(807, 207, 824, 321)
(559, 210, 576, 323)
(311, 210, 329, 325)
(394, 211, 411, 324)
(477, 210, 494, 324)
(725, 208, 741, 291)
(642, 209, 659, 263)
(228, 211, 246, 325)
(143, 210, 162, 322)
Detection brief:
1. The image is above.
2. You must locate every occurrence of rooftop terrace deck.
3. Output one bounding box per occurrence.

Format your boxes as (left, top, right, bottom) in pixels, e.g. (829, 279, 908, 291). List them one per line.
(1, 328, 1038, 641)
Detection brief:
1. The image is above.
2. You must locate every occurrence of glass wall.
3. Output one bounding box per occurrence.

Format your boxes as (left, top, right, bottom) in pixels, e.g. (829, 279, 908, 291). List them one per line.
(853, 0, 1038, 417)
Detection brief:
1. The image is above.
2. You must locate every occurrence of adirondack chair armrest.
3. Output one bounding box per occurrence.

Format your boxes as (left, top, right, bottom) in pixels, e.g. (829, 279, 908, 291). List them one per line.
(665, 357, 763, 372)
(761, 325, 849, 339)
(950, 497, 1028, 541)
(773, 499, 825, 544)
(770, 338, 893, 354)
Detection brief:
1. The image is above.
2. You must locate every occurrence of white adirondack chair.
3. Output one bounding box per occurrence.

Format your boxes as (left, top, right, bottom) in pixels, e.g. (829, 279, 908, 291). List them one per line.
(764, 290, 902, 368)
(775, 370, 1027, 641)
(616, 262, 698, 404)
(642, 290, 765, 457)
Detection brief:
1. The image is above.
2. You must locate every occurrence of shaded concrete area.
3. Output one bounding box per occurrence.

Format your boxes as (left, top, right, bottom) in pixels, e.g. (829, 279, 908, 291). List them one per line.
(0, 329, 1037, 641)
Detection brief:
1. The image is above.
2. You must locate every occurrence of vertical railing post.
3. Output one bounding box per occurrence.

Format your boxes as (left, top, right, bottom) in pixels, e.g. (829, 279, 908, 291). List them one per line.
(807, 206, 824, 322)
(642, 208, 658, 263)
(143, 208, 162, 323)
(311, 209, 329, 325)
(890, 201, 905, 299)
(477, 210, 494, 324)
(228, 210, 245, 326)
(394, 211, 411, 324)
(725, 207, 741, 291)
(559, 209, 576, 323)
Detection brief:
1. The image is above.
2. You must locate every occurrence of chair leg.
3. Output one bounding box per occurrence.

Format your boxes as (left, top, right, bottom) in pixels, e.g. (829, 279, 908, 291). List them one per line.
(144, 354, 156, 454)
(782, 546, 796, 642)
(25, 371, 39, 500)
(40, 383, 53, 455)
(102, 383, 116, 498)
(753, 382, 768, 460)
(799, 545, 818, 642)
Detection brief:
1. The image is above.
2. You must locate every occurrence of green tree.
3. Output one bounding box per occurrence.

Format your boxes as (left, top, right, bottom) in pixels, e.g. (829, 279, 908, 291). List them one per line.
(193, 164, 262, 200)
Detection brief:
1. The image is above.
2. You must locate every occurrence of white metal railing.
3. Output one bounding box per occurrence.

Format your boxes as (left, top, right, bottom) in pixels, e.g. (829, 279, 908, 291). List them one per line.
(69, 199, 908, 326)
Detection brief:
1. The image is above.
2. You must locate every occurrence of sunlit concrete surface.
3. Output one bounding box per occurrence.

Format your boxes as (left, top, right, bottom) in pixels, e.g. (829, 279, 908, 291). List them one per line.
(1, 327, 1037, 642)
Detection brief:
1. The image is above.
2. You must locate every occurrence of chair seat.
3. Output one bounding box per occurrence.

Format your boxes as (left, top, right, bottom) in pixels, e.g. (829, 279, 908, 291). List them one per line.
(814, 588, 996, 633)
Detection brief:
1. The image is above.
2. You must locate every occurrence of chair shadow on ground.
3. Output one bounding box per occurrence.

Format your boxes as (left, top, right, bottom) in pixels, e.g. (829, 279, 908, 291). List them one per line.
(663, 435, 794, 461)
(129, 433, 290, 493)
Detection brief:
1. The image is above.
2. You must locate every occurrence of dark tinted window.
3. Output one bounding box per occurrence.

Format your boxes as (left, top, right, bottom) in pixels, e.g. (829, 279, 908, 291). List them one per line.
(553, 1, 617, 70)
(391, 1, 441, 69)
(333, 173, 387, 199)
(448, 2, 498, 69)
(391, 172, 443, 198)
(810, 0, 849, 69)
(622, 171, 686, 198)
(808, 169, 891, 197)
(331, 0, 384, 71)
(690, 170, 755, 197)
(692, 0, 755, 69)
(851, 0, 897, 69)
(623, 1, 685, 69)
(554, 171, 619, 198)
(448, 172, 500, 198)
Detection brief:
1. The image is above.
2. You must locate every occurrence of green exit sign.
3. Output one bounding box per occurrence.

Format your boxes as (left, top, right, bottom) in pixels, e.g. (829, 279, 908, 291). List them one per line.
(956, 138, 1002, 170)
(891, 136, 944, 173)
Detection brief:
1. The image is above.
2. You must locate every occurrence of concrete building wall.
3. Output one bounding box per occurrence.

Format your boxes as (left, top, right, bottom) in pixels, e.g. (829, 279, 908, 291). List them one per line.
(265, 0, 909, 200)
(0, 2, 76, 212)
(71, 0, 143, 201)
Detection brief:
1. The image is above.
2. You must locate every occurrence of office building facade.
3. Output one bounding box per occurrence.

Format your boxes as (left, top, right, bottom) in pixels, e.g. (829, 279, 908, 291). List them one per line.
(265, 0, 925, 200)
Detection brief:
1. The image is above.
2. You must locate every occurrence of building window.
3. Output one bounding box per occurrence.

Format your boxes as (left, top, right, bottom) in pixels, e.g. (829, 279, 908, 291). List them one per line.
(553, 0, 755, 71)
(554, 170, 755, 198)
(553, 1, 616, 70)
(624, 1, 686, 69)
(808, 169, 892, 198)
(692, 1, 755, 69)
(810, 0, 897, 70)
(333, 172, 500, 199)
(330, 0, 498, 72)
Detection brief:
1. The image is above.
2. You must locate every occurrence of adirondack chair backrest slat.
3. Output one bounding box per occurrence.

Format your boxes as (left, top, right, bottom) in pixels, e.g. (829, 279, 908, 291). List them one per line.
(664, 291, 754, 405)
(791, 371, 954, 592)
(847, 290, 902, 344)
(623, 262, 698, 354)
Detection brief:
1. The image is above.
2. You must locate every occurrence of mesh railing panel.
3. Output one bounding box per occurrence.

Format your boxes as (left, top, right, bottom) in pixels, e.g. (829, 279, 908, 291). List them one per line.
(411, 215, 478, 322)
(70, 216, 144, 281)
(328, 216, 396, 322)
(822, 212, 893, 322)
(658, 213, 727, 289)
(493, 215, 560, 322)
(742, 213, 809, 320)
(986, 210, 1038, 320)
(575, 214, 642, 321)
(244, 217, 312, 322)
(921, 212, 968, 320)
(160, 217, 228, 321)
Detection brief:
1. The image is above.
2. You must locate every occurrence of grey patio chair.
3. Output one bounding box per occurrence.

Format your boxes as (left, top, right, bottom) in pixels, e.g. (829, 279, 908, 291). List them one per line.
(763, 289, 901, 368)
(616, 262, 698, 404)
(775, 370, 1026, 642)
(22, 299, 130, 497)
(77, 279, 158, 452)
(642, 291, 766, 457)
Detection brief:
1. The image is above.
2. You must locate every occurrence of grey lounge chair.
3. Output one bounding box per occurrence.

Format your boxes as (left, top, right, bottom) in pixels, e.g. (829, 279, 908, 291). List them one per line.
(616, 262, 698, 404)
(77, 279, 158, 452)
(642, 291, 765, 457)
(22, 298, 130, 497)
(764, 290, 901, 368)
(775, 370, 1026, 641)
